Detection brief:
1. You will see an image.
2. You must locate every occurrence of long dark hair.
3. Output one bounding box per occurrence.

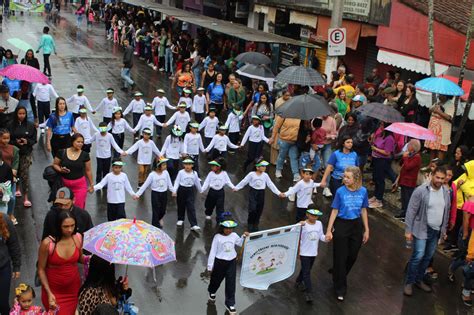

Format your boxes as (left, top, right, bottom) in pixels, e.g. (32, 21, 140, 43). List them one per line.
(11, 106, 28, 129)
(53, 210, 77, 242)
(337, 134, 353, 151)
(50, 97, 68, 128)
(80, 255, 117, 296)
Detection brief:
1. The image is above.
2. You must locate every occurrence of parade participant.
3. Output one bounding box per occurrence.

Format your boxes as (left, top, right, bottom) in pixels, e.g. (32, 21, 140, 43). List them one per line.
(183, 122, 205, 175)
(132, 105, 164, 138)
(107, 107, 134, 156)
(240, 116, 269, 172)
(86, 122, 123, 183)
(295, 207, 327, 303)
(9, 283, 56, 315)
(134, 157, 173, 228)
(46, 97, 76, 158)
(325, 166, 369, 301)
(36, 26, 56, 77)
(93, 160, 135, 221)
(74, 108, 98, 153)
(33, 81, 58, 133)
(199, 107, 219, 147)
(178, 88, 193, 115)
(0, 129, 19, 224)
(201, 158, 235, 222)
(123, 92, 145, 139)
(164, 103, 191, 133)
(207, 218, 248, 315)
(161, 125, 185, 181)
(172, 158, 202, 231)
(234, 159, 281, 232)
(52, 133, 94, 209)
(192, 87, 207, 123)
(224, 105, 243, 154)
(281, 169, 321, 222)
(204, 125, 239, 160)
(0, 213, 20, 315)
(151, 89, 175, 138)
(123, 128, 161, 189)
(66, 85, 94, 119)
(95, 88, 118, 124)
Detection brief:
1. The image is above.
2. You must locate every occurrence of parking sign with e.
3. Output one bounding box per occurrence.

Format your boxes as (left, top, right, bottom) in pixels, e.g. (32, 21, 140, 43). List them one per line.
(328, 28, 346, 56)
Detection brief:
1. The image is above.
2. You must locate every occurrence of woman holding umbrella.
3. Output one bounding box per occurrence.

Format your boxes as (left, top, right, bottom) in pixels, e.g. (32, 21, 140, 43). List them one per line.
(424, 94, 454, 161)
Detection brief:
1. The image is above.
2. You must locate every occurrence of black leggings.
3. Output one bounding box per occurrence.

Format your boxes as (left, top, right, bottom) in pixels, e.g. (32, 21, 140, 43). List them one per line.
(43, 54, 51, 75)
(0, 263, 12, 315)
(243, 141, 263, 171)
(51, 133, 71, 158)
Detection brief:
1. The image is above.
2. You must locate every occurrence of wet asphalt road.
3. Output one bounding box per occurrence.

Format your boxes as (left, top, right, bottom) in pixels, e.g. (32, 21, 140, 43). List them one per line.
(0, 11, 470, 315)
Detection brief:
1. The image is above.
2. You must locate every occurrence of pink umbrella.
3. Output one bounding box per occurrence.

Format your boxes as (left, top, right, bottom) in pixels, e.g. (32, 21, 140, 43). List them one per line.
(0, 64, 49, 84)
(385, 122, 436, 141)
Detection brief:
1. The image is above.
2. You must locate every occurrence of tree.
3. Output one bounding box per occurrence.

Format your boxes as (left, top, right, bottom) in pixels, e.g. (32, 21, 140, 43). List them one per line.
(428, 0, 435, 78)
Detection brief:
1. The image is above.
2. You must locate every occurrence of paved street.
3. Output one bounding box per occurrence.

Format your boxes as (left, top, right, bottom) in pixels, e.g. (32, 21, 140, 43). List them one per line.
(0, 11, 469, 314)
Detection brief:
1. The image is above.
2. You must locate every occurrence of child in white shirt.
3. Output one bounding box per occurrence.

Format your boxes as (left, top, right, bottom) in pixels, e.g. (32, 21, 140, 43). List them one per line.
(133, 105, 164, 138)
(178, 88, 193, 114)
(74, 108, 98, 153)
(204, 125, 239, 160)
(152, 88, 175, 138)
(225, 105, 243, 154)
(183, 121, 205, 175)
(107, 107, 134, 158)
(199, 108, 219, 147)
(192, 87, 207, 123)
(123, 91, 146, 138)
(161, 125, 185, 181)
(164, 102, 191, 132)
(241, 116, 269, 172)
(95, 88, 119, 124)
(66, 84, 94, 118)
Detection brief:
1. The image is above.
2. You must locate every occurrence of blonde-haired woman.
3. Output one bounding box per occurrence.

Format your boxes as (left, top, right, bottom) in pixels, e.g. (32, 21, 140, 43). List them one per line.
(325, 166, 369, 301)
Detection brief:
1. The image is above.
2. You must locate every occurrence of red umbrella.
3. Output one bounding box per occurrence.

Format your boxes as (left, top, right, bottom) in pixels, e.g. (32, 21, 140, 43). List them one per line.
(0, 64, 49, 84)
(385, 122, 436, 141)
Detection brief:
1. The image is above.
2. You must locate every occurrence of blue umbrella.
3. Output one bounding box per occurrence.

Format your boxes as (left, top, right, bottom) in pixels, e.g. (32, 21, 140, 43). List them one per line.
(415, 77, 464, 96)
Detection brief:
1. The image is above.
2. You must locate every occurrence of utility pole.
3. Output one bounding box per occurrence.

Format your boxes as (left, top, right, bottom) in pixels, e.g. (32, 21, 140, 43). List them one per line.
(324, 0, 344, 83)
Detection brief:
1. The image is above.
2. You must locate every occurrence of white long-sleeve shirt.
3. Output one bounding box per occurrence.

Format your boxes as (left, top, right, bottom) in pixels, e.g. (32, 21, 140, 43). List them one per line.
(66, 94, 93, 114)
(152, 96, 175, 116)
(161, 135, 184, 160)
(299, 221, 326, 257)
(201, 171, 235, 192)
(205, 134, 239, 153)
(123, 99, 146, 115)
(199, 116, 219, 139)
(166, 111, 190, 132)
(172, 169, 202, 192)
(74, 117, 98, 143)
(240, 125, 269, 146)
(136, 170, 173, 196)
(94, 172, 135, 204)
(125, 139, 161, 165)
(33, 83, 58, 102)
(87, 132, 123, 158)
(183, 133, 205, 155)
(192, 94, 206, 114)
(107, 118, 134, 134)
(178, 96, 192, 109)
(284, 180, 321, 208)
(225, 112, 243, 133)
(133, 114, 163, 136)
(207, 233, 244, 270)
(95, 97, 119, 118)
(235, 172, 280, 194)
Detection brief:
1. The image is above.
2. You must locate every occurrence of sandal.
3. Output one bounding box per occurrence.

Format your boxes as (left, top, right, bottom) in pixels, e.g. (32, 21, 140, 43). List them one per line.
(24, 200, 32, 208)
(15, 191, 22, 197)
(11, 217, 18, 225)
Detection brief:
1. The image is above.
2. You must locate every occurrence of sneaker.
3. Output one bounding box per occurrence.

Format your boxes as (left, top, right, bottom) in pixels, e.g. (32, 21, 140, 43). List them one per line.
(153, 66, 157, 71)
(191, 225, 201, 231)
(462, 294, 473, 307)
(225, 305, 236, 314)
(159, 68, 165, 72)
(323, 187, 332, 198)
(415, 281, 432, 292)
(208, 293, 216, 303)
(403, 284, 413, 296)
(176, 220, 184, 226)
(159, 219, 164, 227)
(288, 194, 295, 202)
(369, 196, 377, 203)
(313, 187, 318, 193)
(293, 174, 301, 182)
(337, 296, 344, 301)
(40, 128, 45, 134)
(205, 216, 212, 220)
(275, 170, 283, 178)
(369, 200, 383, 209)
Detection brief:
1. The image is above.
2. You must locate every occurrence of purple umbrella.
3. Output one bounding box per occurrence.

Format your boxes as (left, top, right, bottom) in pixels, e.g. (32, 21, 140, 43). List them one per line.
(0, 64, 49, 84)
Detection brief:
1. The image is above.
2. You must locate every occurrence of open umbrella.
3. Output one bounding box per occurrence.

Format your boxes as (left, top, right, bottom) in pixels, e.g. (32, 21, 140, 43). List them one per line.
(83, 218, 176, 268)
(275, 94, 333, 120)
(415, 77, 464, 96)
(235, 52, 272, 65)
(354, 102, 404, 123)
(236, 64, 275, 81)
(0, 64, 49, 84)
(7, 38, 33, 52)
(275, 66, 326, 86)
(385, 122, 436, 140)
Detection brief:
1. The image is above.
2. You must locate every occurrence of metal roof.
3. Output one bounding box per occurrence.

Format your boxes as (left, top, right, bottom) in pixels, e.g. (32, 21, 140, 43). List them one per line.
(123, 0, 319, 48)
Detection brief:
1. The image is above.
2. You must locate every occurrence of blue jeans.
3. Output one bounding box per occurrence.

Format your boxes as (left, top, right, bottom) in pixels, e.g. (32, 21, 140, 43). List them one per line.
(193, 68, 201, 88)
(76, 14, 83, 27)
(321, 144, 332, 186)
(405, 226, 440, 284)
(165, 47, 174, 73)
(121, 68, 134, 88)
(276, 139, 299, 176)
(299, 151, 321, 172)
(463, 262, 474, 291)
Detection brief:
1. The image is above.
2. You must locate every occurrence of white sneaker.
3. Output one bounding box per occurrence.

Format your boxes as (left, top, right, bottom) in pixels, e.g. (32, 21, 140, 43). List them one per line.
(176, 220, 184, 226)
(288, 194, 295, 202)
(323, 187, 332, 198)
(205, 216, 212, 220)
(191, 225, 201, 231)
(275, 170, 283, 178)
(40, 128, 45, 134)
(153, 66, 157, 71)
(313, 187, 318, 193)
(293, 174, 301, 182)
(159, 219, 164, 227)
(159, 68, 165, 72)
(208, 293, 216, 303)
(225, 305, 237, 315)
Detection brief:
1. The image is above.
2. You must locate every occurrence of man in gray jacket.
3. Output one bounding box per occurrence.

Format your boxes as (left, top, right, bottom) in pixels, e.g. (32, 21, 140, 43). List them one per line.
(403, 166, 450, 296)
(121, 39, 135, 92)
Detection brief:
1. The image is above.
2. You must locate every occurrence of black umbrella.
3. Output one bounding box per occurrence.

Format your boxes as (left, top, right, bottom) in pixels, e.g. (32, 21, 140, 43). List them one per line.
(354, 102, 404, 123)
(236, 64, 275, 80)
(235, 52, 272, 65)
(275, 66, 326, 86)
(275, 94, 334, 120)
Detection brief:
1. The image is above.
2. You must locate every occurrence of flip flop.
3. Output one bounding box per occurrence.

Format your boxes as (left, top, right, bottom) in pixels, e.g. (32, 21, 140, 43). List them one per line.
(15, 191, 22, 197)
(24, 200, 32, 208)
(11, 218, 18, 225)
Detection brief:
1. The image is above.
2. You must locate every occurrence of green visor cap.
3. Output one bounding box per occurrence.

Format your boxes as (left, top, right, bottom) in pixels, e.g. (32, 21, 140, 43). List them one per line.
(106, 89, 114, 93)
(177, 102, 187, 108)
(208, 160, 221, 167)
(144, 106, 153, 111)
(77, 88, 84, 93)
(142, 128, 152, 134)
(189, 122, 199, 128)
(220, 220, 238, 228)
(112, 106, 122, 113)
(255, 160, 269, 167)
(218, 125, 228, 130)
(183, 89, 192, 94)
(302, 168, 314, 173)
(306, 209, 323, 216)
(134, 92, 143, 97)
(157, 157, 169, 165)
(156, 89, 165, 93)
(112, 161, 126, 167)
(79, 108, 88, 114)
(197, 87, 205, 91)
(182, 158, 195, 164)
(99, 127, 108, 132)
(251, 115, 261, 121)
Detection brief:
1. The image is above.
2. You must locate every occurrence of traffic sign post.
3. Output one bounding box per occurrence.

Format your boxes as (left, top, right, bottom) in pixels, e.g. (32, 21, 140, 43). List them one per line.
(328, 27, 346, 56)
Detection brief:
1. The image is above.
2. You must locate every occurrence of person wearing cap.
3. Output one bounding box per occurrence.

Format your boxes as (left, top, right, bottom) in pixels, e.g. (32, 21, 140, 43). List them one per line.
(93, 159, 135, 221)
(192, 87, 207, 123)
(74, 108, 98, 153)
(66, 85, 94, 119)
(151, 89, 175, 138)
(224, 105, 243, 154)
(178, 88, 193, 115)
(132, 105, 164, 138)
(161, 125, 185, 181)
(134, 157, 173, 228)
(240, 115, 269, 172)
(281, 169, 321, 222)
(234, 159, 281, 232)
(107, 107, 134, 157)
(163, 102, 191, 133)
(204, 125, 239, 160)
(207, 217, 248, 314)
(95, 88, 119, 124)
(295, 205, 327, 303)
(123, 128, 161, 189)
(201, 158, 235, 222)
(123, 92, 145, 139)
(206, 73, 226, 118)
(171, 158, 202, 231)
(183, 121, 205, 175)
(199, 107, 219, 148)
(33, 81, 59, 132)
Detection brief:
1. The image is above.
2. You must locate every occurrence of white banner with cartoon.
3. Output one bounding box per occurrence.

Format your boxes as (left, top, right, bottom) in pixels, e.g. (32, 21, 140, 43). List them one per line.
(240, 224, 301, 290)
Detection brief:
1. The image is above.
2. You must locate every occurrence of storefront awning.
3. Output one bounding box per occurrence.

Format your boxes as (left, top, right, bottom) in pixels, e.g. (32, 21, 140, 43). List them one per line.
(377, 49, 449, 75)
(289, 11, 317, 29)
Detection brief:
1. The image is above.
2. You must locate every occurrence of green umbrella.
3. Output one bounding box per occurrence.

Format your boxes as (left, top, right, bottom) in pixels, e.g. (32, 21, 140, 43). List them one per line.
(7, 38, 33, 52)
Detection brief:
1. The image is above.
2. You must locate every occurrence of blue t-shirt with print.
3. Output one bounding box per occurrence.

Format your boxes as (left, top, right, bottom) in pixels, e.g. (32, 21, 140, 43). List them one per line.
(207, 82, 225, 103)
(331, 186, 369, 219)
(327, 150, 359, 179)
(47, 111, 74, 135)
